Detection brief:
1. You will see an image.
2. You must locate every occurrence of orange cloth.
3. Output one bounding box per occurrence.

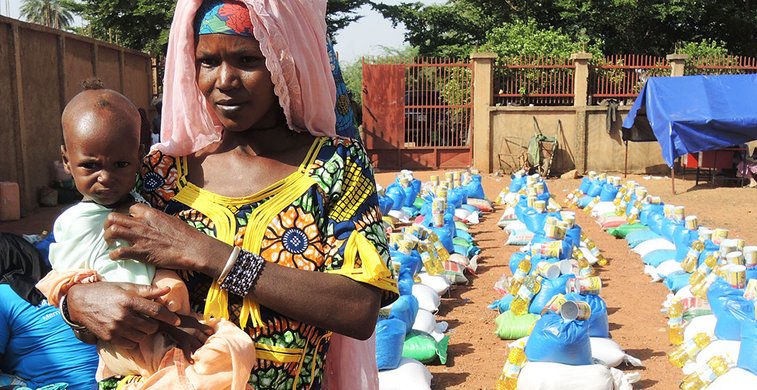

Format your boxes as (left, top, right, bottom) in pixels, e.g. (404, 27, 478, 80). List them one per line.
(36, 269, 256, 390)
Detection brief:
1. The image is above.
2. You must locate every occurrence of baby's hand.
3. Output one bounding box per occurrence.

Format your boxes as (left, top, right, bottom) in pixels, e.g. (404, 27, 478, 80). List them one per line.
(160, 314, 214, 363)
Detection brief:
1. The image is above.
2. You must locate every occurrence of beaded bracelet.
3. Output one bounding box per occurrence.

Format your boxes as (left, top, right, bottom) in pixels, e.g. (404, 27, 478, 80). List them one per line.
(218, 246, 241, 284)
(220, 249, 266, 297)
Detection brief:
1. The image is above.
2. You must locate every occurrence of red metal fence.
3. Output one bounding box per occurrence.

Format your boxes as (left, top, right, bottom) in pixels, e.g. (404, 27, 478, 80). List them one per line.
(686, 56, 757, 75)
(589, 55, 669, 103)
(362, 57, 473, 169)
(493, 56, 574, 106)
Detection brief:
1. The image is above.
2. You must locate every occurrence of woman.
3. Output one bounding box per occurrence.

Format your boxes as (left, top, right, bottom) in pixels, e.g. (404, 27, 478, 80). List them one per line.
(737, 146, 757, 187)
(63, 1, 397, 388)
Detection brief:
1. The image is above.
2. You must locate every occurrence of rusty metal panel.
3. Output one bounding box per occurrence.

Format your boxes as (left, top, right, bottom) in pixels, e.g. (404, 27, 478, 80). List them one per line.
(363, 58, 472, 169)
(493, 56, 575, 106)
(589, 55, 669, 101)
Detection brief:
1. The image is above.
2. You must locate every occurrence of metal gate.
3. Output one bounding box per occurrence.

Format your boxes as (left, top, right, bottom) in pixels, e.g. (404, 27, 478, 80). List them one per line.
(362, 58, 472, 170)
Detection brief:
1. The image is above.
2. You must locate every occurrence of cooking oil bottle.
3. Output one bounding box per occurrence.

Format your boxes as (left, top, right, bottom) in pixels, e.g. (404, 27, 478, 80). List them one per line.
(495, 338, 528, 390)
(667, 298, 684, 345)
(681, 240, 705, 273)
(679, 355, 732, 390)
(668, 333, 713, 368)
(511, 274, 543, 315)
(509, 256, 532, 296)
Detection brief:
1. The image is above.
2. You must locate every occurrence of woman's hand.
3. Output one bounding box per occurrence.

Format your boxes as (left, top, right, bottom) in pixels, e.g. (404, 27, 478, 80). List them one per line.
(104, 203, 230, 277)
(66, 282, 181, 349)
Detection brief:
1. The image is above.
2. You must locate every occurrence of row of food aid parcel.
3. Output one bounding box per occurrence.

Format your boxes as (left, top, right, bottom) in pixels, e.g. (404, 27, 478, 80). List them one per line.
(490, 171, 641, 390)
(372, 169, 494, 389)
(562, 172, 757, 389)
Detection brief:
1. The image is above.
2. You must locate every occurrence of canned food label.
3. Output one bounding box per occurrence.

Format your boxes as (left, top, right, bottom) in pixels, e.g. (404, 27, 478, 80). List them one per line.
(744, 279, 757, 300)
(542, 294, 566, 314)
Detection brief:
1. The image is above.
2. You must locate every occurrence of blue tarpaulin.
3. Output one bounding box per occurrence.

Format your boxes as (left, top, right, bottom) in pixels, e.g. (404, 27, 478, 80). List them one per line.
(622, 74, 757, 167)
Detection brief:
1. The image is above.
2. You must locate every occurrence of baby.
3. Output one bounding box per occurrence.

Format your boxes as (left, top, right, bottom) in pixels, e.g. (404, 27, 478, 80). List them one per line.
(37, 87, 254, 388)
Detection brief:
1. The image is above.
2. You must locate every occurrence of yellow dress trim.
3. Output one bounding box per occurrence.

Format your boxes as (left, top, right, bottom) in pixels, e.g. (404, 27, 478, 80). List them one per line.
(326, 230, 398, 293)
(171, 137, 326, 327)
(254, 342, 305, 364)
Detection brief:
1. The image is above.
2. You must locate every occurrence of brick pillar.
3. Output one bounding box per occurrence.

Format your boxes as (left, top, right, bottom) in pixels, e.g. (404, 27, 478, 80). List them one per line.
(666, 54, 689, 76)
(470, 52, 497, 173)
(571, 52, 592, 173)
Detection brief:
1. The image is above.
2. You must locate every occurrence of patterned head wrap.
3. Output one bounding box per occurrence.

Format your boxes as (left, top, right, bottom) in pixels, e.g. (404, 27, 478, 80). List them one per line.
(157, 0, 337, 156)
(194, 0, 253, 37)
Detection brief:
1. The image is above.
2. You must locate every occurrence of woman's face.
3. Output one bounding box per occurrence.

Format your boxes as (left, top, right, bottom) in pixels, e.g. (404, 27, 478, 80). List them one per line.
(195, 34, 281, 132)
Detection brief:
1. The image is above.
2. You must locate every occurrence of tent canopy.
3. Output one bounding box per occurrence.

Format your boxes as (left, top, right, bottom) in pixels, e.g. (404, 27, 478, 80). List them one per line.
(622, 74, 757, 167)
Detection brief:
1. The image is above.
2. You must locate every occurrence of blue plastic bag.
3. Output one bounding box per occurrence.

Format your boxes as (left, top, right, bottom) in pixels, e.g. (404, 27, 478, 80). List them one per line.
(642, 249, 677, 267)
(510, 175, 526, 193)
(385, 183, 405, 211)
(525, 313, 593, 365)
(708, 279, 756, 340)
(509, 252, 529, 274)
(529, 274, 572, 315)
(586, 181, 603, 197)
(738, 319, 757, 375)
(578, 177, 592, 194)
(489, 294, 515, 313)
(599, 183, 618, 202)
(375, 318, 408, 370)
(577, 195, 594, 209)
(663, 271, 692, 293)
(464, 174, 486, 199)
(565, 293, 609, 338)
(626, 230, 661, 248)
(389, 295, 419, 332)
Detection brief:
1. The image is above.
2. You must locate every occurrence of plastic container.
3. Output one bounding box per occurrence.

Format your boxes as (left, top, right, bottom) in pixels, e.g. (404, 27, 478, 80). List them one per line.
(0, 182, 21, 221)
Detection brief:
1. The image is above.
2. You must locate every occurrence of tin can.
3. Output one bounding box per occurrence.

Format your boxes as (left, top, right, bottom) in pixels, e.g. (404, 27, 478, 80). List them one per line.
(430, 175, 439, 186)
(566, 276, 602, 295)
(561, 212, 576, 228)
(541, 294, 567, 315)
(734, 239, 746, 251)
(673, 205, 685, 222)
(649, 196, 662, 205)
(405, 224, 427, 240)
(531, 241, 562, 258)
(743, 246, 757, 267)
(721, 264, 746, 289)
(527, 195, 536, 208)
(685, 215, 698, 231)
(535, 182, 545, 195)
(557, 260, 573, 275)
(534, 200, 546, 213)
(726, 251, 745, 266)
(663, 204, 674, 219)
(544, 222, 559, 239)
(744, 279, 757, 300)
(536, 261, 561, 279)
(712, 228, 729, 245)
(389, 232, 404, 246)
(435, 185, 448, 199)
(560, 300, 592, 321)
(720, 240, 739, 259)
(445, 172, 454, 181)
(699, 228, 713, 242)
(635, 187, 648, 201)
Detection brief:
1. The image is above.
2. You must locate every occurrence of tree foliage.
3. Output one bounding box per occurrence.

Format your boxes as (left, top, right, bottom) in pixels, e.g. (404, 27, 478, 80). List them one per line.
(76, 0, 369, 55)
(21, 0, 77, 30)
(376, 0, 757, 57)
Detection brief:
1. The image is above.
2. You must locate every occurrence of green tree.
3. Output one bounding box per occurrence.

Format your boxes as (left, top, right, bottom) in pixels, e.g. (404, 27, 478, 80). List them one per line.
(327, 0, 370, 40)
(77, 0, 370, 55)
(20, 0, 77, 29)
(377, 0, 757, 57)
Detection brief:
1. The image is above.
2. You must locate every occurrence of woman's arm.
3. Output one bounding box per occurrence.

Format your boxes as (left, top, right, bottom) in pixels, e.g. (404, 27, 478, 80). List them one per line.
(104, 206, 382, 339)
(65, 282, 181, 349)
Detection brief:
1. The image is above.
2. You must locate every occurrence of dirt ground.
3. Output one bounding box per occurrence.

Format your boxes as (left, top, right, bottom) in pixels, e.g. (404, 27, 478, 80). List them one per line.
(374, 171, 757, 390)
(2, 171, 756, 389)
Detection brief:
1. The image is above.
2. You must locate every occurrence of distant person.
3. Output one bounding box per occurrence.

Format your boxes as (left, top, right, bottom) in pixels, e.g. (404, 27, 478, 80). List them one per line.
(737, 146, 757, 187)
(0, 232, 99, 389)
(39, 87, 254, 386)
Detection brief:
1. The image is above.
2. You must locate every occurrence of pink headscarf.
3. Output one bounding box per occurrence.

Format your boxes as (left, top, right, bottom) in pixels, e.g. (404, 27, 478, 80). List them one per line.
(155, 0, 337, 156)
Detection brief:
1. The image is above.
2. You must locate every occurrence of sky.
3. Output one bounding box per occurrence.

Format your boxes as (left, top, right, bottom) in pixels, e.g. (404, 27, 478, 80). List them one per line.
(3, 0, 442, 64)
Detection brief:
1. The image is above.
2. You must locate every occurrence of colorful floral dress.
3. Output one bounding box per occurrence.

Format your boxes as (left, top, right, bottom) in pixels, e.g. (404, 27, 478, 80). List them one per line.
(138, 136, 397, 389)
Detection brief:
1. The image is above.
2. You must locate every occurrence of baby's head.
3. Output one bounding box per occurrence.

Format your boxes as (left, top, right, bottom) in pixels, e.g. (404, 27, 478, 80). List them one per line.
(61, 88, 143, 207)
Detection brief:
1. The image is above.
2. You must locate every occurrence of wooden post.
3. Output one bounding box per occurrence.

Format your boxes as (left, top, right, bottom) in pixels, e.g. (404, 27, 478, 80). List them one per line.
(624, 141, 629, 178)
(10, 24, 29, 211)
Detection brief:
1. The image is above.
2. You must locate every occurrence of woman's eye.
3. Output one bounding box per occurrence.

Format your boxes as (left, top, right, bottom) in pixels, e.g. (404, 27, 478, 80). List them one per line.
(198, 57, 219, 67)
(240, 56, 262, 66)
(115, 161, 130, 168)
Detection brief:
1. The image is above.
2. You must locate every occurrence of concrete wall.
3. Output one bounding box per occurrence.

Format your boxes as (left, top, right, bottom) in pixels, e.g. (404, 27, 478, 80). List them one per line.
(0, 16, 152, 214)
(488, 106, 669, 176)
(473, 52, 681, 175)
